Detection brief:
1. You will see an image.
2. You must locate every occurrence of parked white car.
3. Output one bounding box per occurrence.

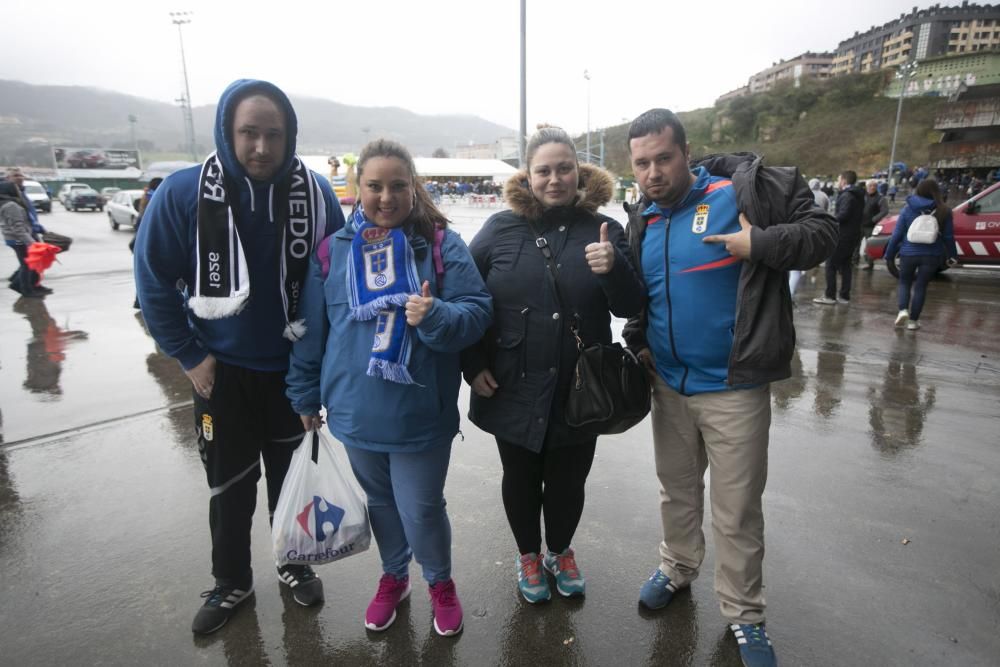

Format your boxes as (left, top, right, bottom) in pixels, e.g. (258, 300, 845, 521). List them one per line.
(23, 180, 51, 213)
(107, 189, 145, 230)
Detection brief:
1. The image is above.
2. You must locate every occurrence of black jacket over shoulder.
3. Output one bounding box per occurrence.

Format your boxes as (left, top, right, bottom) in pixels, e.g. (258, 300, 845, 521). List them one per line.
(622, 152, 838, 387)
(462, 164, 646, 452)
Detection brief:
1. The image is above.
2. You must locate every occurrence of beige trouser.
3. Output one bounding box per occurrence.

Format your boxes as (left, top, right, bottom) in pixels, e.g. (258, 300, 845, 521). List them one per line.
(651, 373, 771, 624)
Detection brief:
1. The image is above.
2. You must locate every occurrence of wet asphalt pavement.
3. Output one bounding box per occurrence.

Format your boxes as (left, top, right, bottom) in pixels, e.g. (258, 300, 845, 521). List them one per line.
(1, 204, 998, 666)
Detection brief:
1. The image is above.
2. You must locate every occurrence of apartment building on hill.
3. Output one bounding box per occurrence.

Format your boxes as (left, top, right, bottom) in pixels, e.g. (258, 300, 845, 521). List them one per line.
(832, 2, 1000, 75)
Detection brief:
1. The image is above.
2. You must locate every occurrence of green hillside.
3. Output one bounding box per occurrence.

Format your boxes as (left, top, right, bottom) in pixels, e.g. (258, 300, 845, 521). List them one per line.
(595, 72, 949, 180)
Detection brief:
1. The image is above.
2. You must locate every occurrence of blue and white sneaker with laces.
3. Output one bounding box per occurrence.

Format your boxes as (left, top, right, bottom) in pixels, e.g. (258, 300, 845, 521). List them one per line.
(542, 548, 585, 597)
(638, 568, 681, 609)
(730, 623, 777, 667)
(516, 553, 551, 603)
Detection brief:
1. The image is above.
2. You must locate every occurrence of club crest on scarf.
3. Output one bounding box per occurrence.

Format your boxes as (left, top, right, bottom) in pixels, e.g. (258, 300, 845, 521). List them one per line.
(346, 205, 422, 385)
(361, 226, 398, 291)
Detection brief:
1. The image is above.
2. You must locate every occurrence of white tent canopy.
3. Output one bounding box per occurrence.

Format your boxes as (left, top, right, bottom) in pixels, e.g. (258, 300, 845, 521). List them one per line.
(413, 158, 517, 182)
(300, 155, 517, 183)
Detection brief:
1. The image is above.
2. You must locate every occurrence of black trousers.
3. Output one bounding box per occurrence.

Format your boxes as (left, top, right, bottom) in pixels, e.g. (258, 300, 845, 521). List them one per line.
(496, 437, 597, 555)
(824, 255, 854, 300)
(8, 245, 33, 294)
(193, 361, 303, 588)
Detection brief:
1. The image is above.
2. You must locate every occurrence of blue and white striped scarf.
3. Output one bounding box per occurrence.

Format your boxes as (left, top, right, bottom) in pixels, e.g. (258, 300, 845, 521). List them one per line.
(346, 206, 420, 384)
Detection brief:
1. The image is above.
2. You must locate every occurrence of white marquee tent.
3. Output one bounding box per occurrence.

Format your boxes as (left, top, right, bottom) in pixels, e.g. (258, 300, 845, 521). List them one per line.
(301, 156, 517, 183)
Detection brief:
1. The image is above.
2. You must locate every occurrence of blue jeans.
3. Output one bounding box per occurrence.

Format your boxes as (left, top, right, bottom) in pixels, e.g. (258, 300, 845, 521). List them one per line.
(345, 442, 453, 584)
(9, 244, 33, 294)
(897, 255, 940, 320)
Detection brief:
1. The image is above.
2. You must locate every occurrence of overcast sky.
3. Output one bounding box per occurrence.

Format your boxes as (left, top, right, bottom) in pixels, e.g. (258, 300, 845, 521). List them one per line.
(4, 0, 928, 134)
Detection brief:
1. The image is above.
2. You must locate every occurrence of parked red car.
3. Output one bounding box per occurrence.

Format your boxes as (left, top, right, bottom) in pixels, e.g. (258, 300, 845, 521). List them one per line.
(866, 180, 1000, 275)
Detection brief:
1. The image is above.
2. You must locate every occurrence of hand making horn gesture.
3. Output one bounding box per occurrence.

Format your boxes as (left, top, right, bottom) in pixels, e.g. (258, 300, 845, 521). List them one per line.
(703, 212, 753, 260)
(406, 280, 434, 326)
(585, 222, 615, 274)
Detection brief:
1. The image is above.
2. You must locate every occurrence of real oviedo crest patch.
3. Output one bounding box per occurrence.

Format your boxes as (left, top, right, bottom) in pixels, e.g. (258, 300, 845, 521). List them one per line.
(692, 204, 710, 234)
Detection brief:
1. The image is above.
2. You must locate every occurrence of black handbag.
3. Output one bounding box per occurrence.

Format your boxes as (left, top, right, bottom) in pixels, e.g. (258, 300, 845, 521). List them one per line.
(42, 230, 73, 252)
(526, 220, 650, 435)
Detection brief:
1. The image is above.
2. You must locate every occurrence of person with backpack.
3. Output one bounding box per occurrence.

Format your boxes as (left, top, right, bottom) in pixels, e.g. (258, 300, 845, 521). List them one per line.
(286, 138, 492, 637)
(884, 178, 958, 331)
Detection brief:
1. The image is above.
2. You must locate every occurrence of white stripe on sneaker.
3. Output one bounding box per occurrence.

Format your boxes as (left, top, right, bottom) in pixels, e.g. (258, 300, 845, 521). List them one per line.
(220, 589, 249, 609)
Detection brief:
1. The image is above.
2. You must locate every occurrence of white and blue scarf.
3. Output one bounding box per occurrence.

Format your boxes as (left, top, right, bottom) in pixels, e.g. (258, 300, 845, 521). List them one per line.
(346, 206, 420, 384)
(190, 153, 326, 341)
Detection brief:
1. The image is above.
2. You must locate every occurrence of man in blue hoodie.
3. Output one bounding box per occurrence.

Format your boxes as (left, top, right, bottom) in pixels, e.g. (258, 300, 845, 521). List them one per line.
(134, 79, 344, 634)
(623, 109, 837, 667)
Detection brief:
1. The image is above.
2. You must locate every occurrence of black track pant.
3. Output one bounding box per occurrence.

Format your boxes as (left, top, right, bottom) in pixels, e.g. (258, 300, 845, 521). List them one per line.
(496, 438, 597, 555)
(824, 253, 854, 300)
(193, 361, 303, 588)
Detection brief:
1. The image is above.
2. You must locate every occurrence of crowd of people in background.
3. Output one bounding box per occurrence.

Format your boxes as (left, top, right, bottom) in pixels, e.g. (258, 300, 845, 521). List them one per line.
(424, 179, 503, 203)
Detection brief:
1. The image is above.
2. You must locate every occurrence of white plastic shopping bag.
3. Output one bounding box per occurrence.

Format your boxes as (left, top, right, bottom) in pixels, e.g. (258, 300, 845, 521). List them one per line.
(272, 429, 371, 566)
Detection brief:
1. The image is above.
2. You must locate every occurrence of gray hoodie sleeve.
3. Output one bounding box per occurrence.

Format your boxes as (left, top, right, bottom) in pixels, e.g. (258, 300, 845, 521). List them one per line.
(1, 202, 33, 245)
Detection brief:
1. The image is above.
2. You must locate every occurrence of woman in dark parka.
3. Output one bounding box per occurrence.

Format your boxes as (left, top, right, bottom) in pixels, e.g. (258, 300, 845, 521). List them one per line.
(462, 125, 644, 603)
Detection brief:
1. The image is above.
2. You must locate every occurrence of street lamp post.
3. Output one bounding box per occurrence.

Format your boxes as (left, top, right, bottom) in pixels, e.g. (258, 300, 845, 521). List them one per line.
(170, 11, 197, 162)
(888, 61, 918, 188)
(584, 69, 591, 164)
(128, 114, 138, 153)
(519, 0, 526, 168)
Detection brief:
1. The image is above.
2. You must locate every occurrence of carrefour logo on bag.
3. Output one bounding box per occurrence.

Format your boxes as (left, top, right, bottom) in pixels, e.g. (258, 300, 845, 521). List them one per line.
(296, 495, 345, 542)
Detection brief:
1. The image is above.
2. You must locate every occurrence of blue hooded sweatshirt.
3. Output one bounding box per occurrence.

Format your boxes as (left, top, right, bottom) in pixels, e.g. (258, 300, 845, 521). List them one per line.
(134, 79, 345, 371)
(884, 194, 957, 262)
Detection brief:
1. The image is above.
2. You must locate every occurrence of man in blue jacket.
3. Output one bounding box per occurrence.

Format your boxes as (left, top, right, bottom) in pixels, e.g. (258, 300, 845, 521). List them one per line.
(134, 79, 344, 634)
(623, 109, 837, 667)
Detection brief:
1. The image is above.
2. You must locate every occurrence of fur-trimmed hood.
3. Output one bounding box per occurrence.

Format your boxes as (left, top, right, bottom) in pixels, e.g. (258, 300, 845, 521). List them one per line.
(503, 162, 614, 220)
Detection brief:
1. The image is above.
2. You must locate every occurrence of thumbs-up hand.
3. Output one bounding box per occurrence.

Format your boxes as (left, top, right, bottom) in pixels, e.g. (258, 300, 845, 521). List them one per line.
(406, 280, 434, 327)
(703, 213, 753, 260)
(585, 221, 615, 274)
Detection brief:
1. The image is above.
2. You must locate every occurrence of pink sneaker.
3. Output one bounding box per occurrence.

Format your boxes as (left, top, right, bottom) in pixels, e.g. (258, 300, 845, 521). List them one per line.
(364, 574, 410, 631)
(429, 579, 463, 636)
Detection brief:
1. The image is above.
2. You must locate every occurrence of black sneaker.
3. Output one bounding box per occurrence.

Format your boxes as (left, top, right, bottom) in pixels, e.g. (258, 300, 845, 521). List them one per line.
(277, 564, 325, 607)
(191, 584, 254, 634)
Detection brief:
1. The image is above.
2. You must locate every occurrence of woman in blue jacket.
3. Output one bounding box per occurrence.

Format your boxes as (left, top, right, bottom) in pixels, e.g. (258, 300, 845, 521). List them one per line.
(884, 178, 958, 331)
(286, 139, 492, 637)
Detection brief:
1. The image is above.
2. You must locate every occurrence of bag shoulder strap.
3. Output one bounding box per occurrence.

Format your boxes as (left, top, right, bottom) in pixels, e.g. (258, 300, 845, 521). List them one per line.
(525, 219, 583, 345)
(433, 224, 446, 291)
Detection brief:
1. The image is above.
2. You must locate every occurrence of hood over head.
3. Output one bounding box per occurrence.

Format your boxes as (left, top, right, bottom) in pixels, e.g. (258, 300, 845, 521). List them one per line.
(0, 180, 25, 206)
(504, 162, 614, 220)
(808, 178, 821, 190)
(213, 79, 298, 184)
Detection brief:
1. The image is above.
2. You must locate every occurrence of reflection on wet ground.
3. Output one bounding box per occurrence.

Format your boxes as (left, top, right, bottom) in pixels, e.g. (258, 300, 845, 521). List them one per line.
(868, 360, 936, 455)
(13, 297, 88, 396)
(133, 311, 196, 442)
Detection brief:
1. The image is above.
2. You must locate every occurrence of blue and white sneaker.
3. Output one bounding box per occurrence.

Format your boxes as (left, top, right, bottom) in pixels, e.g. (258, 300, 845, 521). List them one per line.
(731, 623, 777, 667)
(517, 553, 551, 603)
(542, 548, 585, 597)
(638, 568, 681, 610)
